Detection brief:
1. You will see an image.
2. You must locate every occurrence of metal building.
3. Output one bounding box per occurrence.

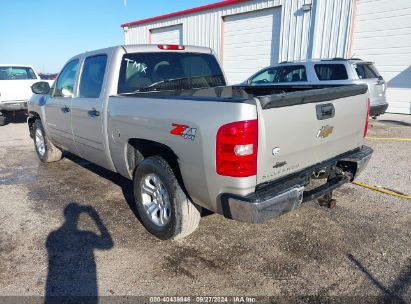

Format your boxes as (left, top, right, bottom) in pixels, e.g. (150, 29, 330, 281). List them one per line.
(122, 0, 411, 114)
(351, 0, 411, 114)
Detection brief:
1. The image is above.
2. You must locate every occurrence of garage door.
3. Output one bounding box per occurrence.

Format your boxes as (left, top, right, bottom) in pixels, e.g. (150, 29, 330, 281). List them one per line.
(223, 8, 281, 84)
(352, 0, 411, 114)
(150, 25, 183, 45)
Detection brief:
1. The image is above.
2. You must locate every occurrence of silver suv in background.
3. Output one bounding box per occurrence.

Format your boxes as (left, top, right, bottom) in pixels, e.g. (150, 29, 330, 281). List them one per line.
(243, 59, 388, 118)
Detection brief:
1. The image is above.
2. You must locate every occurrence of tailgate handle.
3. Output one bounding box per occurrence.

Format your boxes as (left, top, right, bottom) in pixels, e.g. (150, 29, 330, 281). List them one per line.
(316, 103, 335, 120)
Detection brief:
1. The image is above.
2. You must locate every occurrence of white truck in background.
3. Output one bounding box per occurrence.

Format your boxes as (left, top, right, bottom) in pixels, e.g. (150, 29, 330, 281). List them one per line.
(0, 64, 41, 126)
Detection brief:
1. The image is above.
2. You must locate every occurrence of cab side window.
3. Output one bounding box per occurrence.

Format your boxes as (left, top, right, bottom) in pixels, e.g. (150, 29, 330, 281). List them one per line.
(79, 55, 107, 98)
(54, 60, 79, 97)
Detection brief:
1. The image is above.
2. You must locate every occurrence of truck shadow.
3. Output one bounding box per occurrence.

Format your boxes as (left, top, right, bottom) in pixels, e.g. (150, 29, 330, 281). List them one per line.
(347, 254, 411, 303)
(64, 152, 140, 220)
(45, 202, 113, 303)
(64, 152, 214, 219)
(377, 119, 411, 127)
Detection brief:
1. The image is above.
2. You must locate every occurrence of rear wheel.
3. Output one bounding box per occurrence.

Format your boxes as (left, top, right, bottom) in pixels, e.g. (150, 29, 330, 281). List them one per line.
(33, 119, 62, 162)
(133, 156, 200, 240)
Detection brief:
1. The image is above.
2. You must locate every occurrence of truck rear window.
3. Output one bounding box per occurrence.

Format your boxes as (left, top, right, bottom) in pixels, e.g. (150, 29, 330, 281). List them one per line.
(0, 66, 37, 80)
(314, 64, 348, 80)
(118, 52, 225, 94)
(354, 63, 381, 79)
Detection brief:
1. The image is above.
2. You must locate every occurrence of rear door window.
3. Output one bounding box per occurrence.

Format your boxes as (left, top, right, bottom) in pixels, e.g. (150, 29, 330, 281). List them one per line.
(0, 66, 37, 80)
(118, 52, 225, 93)
(79, 55, 107, 98)
(314, 64, 348, 80)
(354, 63, 381, 79)
(277, 65, 307, 82)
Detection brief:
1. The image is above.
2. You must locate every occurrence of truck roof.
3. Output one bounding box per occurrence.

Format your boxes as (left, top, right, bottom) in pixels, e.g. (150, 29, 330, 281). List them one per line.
(77, 44, 214, 58)
(0, 64, 36, 68)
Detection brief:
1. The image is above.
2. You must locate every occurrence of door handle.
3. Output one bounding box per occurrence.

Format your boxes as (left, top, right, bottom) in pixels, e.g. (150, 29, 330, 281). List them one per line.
(88, 108, 100, 117)
(61, 105, 70, 113)
(316, 103, 335, 120)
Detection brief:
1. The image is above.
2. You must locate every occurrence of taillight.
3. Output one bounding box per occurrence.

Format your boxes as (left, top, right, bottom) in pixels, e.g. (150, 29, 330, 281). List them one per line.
(364, 98, 370, 137)
(157, 44, 185, 50)
(216, 120, 258, 177)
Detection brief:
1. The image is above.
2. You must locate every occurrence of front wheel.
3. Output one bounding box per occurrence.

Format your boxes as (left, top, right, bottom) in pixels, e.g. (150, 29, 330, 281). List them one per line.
(133, 156, 200, 240)
(33, 119, 62, 162)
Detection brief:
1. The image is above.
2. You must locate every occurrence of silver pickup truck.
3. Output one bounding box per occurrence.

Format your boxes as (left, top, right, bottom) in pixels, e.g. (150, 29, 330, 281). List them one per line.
(28, 44, 373, 240)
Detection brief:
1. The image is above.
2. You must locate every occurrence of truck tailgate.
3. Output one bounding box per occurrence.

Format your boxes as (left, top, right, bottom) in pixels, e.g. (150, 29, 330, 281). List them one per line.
(255, 85, 368, 185)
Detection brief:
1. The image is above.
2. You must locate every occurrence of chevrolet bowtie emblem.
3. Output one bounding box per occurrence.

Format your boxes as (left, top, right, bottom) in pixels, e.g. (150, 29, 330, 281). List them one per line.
(317, 125, 334, 138)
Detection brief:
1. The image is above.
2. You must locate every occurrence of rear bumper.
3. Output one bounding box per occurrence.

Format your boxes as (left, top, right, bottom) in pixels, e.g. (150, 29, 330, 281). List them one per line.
(0, 101, 28, 111)
(220, 146, 373, 223)
(370, 103, 388, 117)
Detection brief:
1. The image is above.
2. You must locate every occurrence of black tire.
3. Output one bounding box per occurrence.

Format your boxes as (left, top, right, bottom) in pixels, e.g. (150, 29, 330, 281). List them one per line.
(33, 119, 62, 162)
(0, 114, 6, 126)
(133, 156, 200, 240)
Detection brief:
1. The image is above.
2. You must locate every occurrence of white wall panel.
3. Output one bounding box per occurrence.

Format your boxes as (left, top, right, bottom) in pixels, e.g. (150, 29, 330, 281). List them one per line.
(223, 8, 281, 83)
(311, 0, 353, 59)
(124, 0, 354, 61)
(150, 25, 182, 44)
(123, 0, 355, 83)
(352, 0, 411, 114)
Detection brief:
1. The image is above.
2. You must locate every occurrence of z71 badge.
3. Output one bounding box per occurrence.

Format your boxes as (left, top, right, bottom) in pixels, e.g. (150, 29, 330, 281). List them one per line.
(170, 123, 197, 141)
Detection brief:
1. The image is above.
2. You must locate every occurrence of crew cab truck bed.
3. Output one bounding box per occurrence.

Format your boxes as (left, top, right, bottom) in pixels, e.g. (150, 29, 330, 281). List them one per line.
(28, 45, 372, 240)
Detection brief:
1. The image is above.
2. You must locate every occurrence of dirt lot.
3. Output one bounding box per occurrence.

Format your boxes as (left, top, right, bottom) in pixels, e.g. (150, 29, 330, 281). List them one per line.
(0, 113, 410, 302)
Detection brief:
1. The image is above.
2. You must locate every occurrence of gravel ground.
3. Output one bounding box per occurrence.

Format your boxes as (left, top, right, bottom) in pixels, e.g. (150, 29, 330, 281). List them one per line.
(0, 113, 410, 303)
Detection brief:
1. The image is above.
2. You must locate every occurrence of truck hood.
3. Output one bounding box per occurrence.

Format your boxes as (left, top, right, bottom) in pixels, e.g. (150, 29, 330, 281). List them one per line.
(0, 80, 38, 102)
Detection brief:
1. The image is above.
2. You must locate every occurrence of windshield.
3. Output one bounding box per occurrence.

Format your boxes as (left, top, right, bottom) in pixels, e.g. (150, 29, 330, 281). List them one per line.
(0, 66, 37, 80)
(250, 67, 279, 84)
(118, 52, 225, 93)
(354, 63, 381, 79)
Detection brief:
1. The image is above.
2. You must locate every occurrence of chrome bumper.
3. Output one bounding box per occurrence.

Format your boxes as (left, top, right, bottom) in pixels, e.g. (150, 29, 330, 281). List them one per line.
(370, 103, 389, 116)
(221, 146, 373, 223)
(227, 186, 305, 223)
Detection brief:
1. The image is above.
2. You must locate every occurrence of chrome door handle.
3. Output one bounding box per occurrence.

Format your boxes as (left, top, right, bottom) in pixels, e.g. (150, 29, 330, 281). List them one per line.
(61, 105, 70, 113)
(88, 108, 100, 117)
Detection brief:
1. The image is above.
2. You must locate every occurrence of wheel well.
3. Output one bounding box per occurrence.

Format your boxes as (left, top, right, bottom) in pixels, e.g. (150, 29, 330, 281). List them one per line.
(28, 112, 40, 138)
(127, 139, 186, 190)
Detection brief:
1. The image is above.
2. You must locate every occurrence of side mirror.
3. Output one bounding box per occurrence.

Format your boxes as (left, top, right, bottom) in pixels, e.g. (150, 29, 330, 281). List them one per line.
(247, 79, 252, 85)
(31, 81, 51, 95)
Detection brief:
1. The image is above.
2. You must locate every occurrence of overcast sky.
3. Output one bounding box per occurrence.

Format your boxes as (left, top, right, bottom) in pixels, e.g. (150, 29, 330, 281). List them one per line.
(0, 0, 216, 73)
